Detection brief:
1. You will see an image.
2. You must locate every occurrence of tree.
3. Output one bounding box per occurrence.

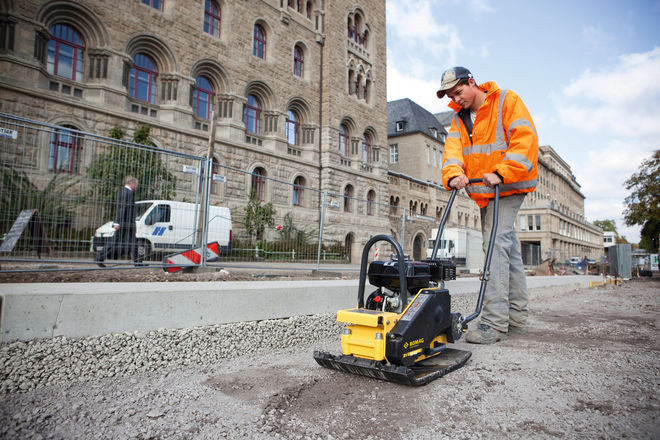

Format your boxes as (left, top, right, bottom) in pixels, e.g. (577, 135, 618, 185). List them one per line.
(243, 192, 275, 241)
(624, 150, 660, 252)
(277, 212, 316, 245)
(0, 165, 85, 241)
(86, 125, 176, 207)
(593, 219, 617, 234)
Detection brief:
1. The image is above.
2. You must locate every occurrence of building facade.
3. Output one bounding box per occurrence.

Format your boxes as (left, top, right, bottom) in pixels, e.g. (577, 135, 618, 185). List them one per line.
(516, 145, 603, 265)
(0, 0, 388, 261)
(387, 98, 481, 261)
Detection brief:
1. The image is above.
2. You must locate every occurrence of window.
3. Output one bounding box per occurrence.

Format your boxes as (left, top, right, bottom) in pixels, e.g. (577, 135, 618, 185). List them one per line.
(535, 214, 541, 231)
(47, 24, 84, 81)
(147, 204, 171, 223)
(141, 0, 163, 10)
(253, 24, 266, 59)
(286, 110, 299, 145)
(343, 185, 353, 212)
(204, 0, 221, 37)
(251, 167, 266, 201)
(130, 53, 158, 104)
(433, 147, 437, 167)
(430, 128, 438, 138)
(390, 144, 398, 164)
(193, 75, 214, 120)
(339, 124, 348, 156)
(362, 135, 372, 164)
(293, 45, 304, 77)
(396, 121, 405, 132)
(426, 145, 431, 164)
(293, 176, 304, 207)
(527, 215, 534, 231)
(244, 94, 261, 134)
(519, 215, 527, 231)
(366, 190, 375, 216)
(49, 126, 82, 173)
(306, 1, 312, 19)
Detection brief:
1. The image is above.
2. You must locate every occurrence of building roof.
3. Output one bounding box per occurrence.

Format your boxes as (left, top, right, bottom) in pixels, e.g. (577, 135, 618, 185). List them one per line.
(434, 110, 454, 128)
(387, 98, 447, 139)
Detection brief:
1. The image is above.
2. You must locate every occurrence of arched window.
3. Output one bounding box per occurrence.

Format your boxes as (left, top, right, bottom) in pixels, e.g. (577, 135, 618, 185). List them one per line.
(193, 75, 214, 120)
(366, 190, 375, 216)
(293, 45, 304, 77)
(130, 53, 158, 104)
(286, 110, 299, 145)
(339, 124, 348, 156)
(244, 94, 261, 134)
(362, 134, 372, 163)
(251, 167, 266, 201)
(204, 0, 221, 37)
(49, 126, 82, 174)
(253, 24, 266, 59)
(344, 184, 353, 213)
(47, 24, 85, 81)
(293, 176, 304, 207)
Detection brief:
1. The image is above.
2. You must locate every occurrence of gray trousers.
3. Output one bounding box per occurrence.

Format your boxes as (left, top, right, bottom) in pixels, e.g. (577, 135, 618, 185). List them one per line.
(479, 193, 528, 332)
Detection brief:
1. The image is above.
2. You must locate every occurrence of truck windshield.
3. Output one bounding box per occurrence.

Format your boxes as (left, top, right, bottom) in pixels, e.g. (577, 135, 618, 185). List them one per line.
(135, 202, 151, 221)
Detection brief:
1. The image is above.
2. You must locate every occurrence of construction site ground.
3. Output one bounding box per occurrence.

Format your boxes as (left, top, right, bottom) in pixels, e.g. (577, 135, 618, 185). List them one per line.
(1, 274, 658, 439)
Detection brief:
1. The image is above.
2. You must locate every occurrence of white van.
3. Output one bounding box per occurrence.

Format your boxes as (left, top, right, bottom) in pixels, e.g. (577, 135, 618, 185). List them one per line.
(91, 200, 232, 259)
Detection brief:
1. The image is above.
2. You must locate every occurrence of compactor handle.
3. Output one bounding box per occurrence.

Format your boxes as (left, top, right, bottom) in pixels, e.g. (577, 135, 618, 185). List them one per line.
(430, 178, 485, 260)
(357, 234, 408, 311)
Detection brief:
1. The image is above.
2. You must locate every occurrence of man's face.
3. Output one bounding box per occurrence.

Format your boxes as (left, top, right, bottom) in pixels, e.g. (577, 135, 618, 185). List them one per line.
(130, 181, 138, 191)
(445, 79, 478, 109)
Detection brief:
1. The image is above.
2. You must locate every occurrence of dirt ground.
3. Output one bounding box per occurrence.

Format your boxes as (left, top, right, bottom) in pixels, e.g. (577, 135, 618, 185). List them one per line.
(0, 264, 359, 283)
(1, 277, 658, 439)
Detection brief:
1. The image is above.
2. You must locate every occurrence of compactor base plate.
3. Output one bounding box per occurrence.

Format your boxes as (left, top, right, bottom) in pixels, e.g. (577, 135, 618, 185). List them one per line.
(313, 348, 471, 386)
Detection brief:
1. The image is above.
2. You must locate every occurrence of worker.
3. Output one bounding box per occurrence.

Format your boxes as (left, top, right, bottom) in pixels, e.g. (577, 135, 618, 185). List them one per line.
(438, 66, 539, 344)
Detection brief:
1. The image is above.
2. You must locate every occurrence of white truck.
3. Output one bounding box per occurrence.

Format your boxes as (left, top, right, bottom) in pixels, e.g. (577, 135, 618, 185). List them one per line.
(427, 227, 484, 273)
(91, 200, 232, 259)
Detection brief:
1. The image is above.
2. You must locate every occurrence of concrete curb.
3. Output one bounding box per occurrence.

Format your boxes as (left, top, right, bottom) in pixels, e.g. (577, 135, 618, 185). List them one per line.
(0, 275, 603, 341)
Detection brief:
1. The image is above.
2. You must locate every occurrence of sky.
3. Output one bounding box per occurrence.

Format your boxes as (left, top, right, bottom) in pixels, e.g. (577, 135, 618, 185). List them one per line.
(386, 0, 660, 243)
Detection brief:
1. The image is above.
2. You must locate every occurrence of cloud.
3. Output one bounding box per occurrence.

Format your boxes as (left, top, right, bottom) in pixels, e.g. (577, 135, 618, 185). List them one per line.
(556, 47, 660, 242)
(560, 47, 660, 136)
(387, 65, 448, 113)
(386, 0, 463, 65)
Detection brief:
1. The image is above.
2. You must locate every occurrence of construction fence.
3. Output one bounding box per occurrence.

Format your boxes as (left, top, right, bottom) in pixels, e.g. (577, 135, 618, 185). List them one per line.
(0, 112, 476, 272)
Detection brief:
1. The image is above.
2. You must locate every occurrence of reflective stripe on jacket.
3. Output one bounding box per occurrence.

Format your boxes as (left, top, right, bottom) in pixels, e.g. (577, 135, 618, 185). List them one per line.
(441, 81, 539, 208)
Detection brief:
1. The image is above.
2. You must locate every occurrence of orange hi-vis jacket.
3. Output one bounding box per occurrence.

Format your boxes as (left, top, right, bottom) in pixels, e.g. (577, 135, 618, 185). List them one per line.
(441, 81, 539, 208)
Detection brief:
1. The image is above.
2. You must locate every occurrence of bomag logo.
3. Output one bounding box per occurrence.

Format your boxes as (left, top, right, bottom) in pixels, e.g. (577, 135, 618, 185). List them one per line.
(407, 338, 424, 348)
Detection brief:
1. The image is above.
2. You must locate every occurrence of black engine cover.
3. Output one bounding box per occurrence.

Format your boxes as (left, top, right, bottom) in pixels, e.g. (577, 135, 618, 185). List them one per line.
(386, 288, 452, 366)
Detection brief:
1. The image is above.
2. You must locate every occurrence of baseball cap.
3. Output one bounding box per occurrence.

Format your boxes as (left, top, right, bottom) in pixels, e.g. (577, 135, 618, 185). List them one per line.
(436, 66, 473, 99)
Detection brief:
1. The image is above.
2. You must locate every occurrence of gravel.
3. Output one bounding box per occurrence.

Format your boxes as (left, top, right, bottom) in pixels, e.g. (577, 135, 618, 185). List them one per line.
(1, 278, 658, 439)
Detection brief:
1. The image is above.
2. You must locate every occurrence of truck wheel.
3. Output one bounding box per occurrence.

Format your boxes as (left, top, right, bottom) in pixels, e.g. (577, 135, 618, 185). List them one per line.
(137, 240, 151, 261)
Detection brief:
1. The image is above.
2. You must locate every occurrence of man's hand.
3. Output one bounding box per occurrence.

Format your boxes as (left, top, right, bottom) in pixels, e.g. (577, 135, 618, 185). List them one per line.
(482, 172, 502, 188)
(449, 174, 469, 190)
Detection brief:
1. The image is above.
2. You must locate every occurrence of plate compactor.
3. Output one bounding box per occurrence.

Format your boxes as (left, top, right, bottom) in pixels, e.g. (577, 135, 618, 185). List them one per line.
(314, 180, 500, 386)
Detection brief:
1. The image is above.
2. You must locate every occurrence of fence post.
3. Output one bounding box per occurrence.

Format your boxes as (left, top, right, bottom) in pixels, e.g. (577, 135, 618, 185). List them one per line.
(315, 191, 328, 271)
(400, 207, 407, 254)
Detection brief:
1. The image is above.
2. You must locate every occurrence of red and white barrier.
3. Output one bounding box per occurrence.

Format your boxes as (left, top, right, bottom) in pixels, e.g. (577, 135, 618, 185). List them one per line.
(163, 241, 221, 273)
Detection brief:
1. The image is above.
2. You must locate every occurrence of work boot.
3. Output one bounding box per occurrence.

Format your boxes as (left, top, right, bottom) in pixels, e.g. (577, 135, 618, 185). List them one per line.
(466, 324, 507, 344)
(507, 325, 527, 335)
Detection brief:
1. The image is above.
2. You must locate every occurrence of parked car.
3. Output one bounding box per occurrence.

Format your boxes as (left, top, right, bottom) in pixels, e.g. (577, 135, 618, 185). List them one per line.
(91, 200, 232, 259)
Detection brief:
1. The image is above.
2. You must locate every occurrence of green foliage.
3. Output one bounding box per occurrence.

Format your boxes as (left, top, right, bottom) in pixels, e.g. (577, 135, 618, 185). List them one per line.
(243, 192, 275, 241)
(624, 150, 660, 251)
(0, 165, 85, 240)
(277, 212, 316, 245)
(86, 125, 177, 206)
(593, 219, 617, 234)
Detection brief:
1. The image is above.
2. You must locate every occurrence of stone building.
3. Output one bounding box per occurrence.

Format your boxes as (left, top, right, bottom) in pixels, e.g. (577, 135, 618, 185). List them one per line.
(517, 145, 603, 265)
(387, 98, 481, 261)
(0, 0, 388, 261)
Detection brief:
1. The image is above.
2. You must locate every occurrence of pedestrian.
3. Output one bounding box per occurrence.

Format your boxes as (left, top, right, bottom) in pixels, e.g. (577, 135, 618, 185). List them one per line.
(437, 66, 539, 343)
(96, 176, 142, 267)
